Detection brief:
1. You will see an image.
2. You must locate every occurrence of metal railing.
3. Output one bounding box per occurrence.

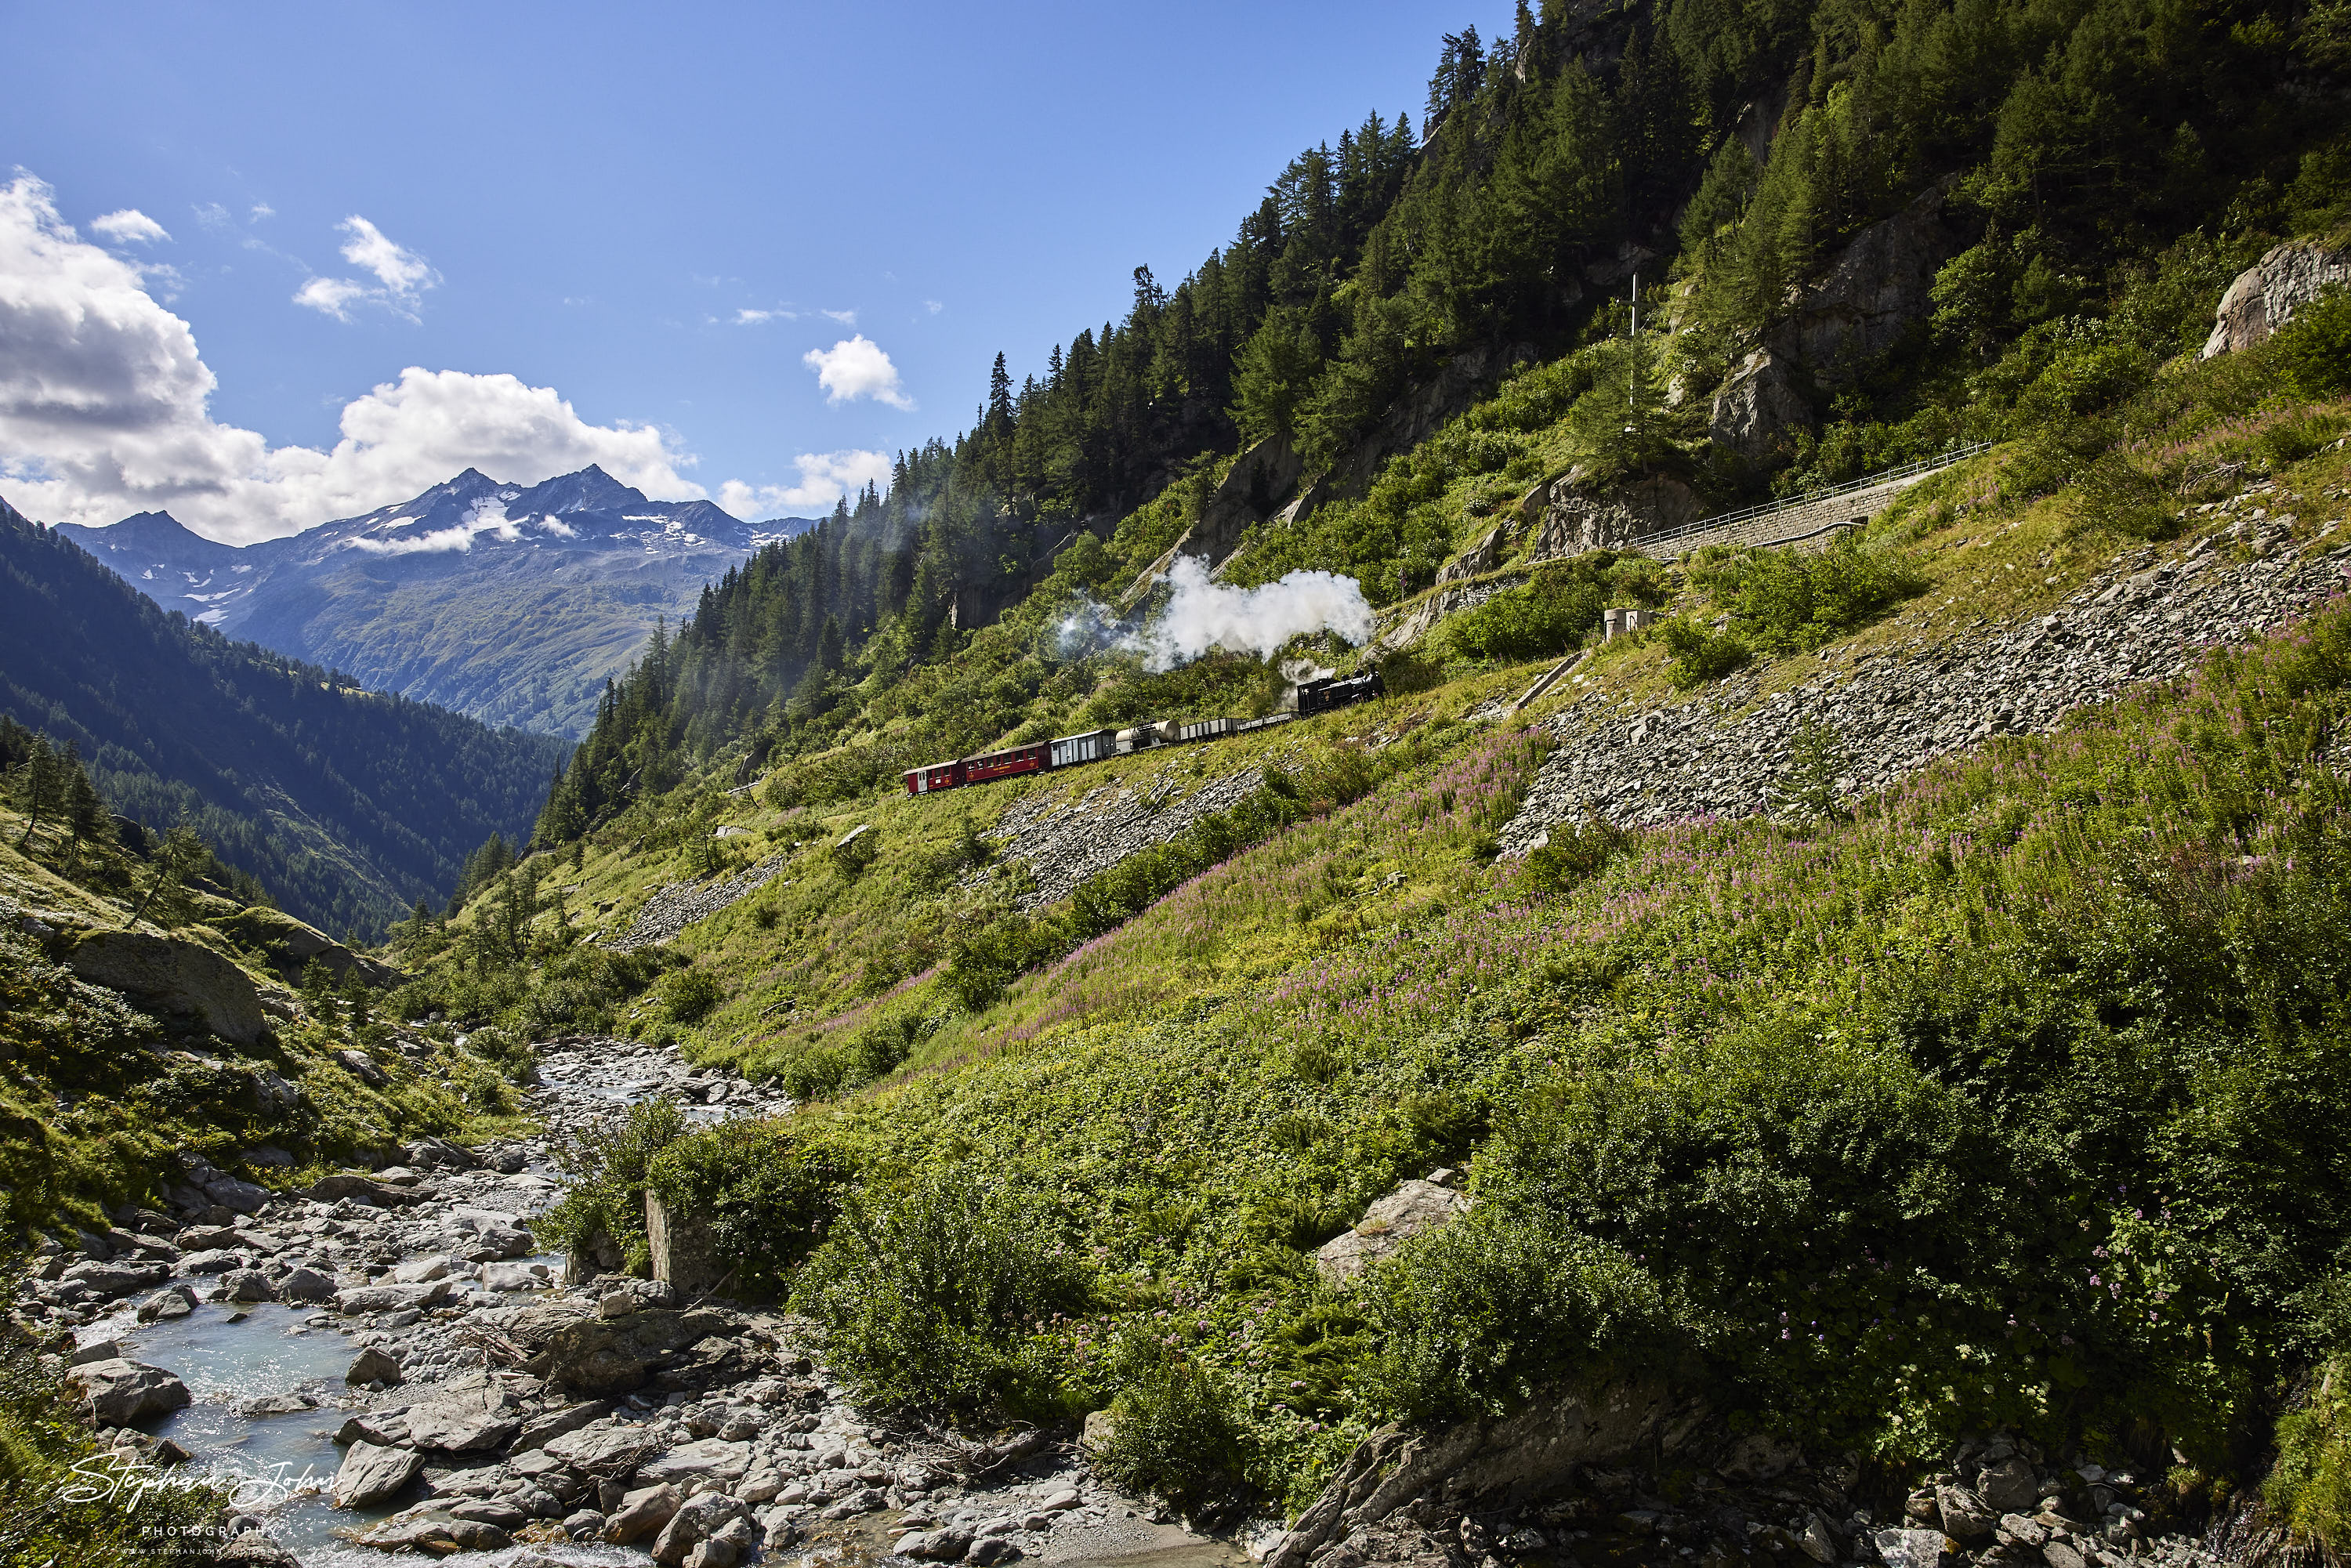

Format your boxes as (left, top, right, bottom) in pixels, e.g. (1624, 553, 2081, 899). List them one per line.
(1639, 442, 1994, 552)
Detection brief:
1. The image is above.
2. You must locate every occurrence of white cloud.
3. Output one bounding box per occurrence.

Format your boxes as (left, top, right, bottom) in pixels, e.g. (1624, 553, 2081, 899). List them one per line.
(924, 299, 944, 314)
(292, 275, 371, 320)
(735, 307, 795, 325)
(820, 307, 857, 325)
(716, 450, 892, 519)
(346, 497, 521, 555)
(91, 209, 170, 245)
(249, 203, 274, 221)
(294, 214, 438, 321)
(339, 215, 434, 297)
(0, 173, 726, 543)
(802, 335, 913, 410)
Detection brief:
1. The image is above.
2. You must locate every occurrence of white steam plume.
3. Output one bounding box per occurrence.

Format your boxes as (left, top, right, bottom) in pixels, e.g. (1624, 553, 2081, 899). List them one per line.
(1066, 556, 1374, 672)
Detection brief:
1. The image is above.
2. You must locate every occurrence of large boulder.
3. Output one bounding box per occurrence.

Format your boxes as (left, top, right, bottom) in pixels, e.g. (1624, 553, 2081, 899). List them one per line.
(1315, 1179, 1470, 1282)
(69, 1359, 191, 1425)
(544, 1420, 656, 1479)
(2201, 241, 2351, 357)
(1709, 348, 1816, 467)
(402, 1379, 522, 1452)
(605, 1481, 685, 1544)
(333, 1439, 424, 1508)
(62, 930, 267, 1047)
(306, 1171, 426, 1208)
(60, 1259, 169, 1300)
(335, 1279, 456, 1316)
(527, 1307, 738, 1396)
(637, 1438, 752, 1486)
(210, 905, 405, 990)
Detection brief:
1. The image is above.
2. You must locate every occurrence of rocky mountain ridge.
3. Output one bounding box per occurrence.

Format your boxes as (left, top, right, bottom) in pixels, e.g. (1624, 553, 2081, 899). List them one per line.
(60, 466, 819, 738)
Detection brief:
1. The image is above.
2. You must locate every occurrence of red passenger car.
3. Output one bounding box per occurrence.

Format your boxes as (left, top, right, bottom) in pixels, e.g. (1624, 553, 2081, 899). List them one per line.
(961, 740, 1052, 784)
(903, 759, 965, 795)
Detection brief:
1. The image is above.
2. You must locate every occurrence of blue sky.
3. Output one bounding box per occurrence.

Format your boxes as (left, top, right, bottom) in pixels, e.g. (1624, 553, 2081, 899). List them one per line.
(2, 0, 1508, 540)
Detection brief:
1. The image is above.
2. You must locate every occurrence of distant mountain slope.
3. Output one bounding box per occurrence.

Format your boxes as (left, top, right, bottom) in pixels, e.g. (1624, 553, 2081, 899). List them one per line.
(2, 496, 570, 936)
(60, 466, 818, 737)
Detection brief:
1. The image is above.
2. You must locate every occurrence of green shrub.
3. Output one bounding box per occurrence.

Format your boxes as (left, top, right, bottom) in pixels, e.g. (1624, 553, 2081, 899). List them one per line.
(1446, 566, 1607, 662)
(1662, 617, 1754, 686)
(2266, 1356, 2351, 1557)
(538, 1095, 690, 1265)
(2272, 286, 2351, 400)
(1717, 537, 1926, 654)
(647, 1120, 847, 1298)
(794, 1173, 1095, 1420)
(1522, 818, 1628, 895)
(656, 965, 724, 1025)
(1095, 1342, 1253, 1515)
(1359, 1206, 1679, 1424)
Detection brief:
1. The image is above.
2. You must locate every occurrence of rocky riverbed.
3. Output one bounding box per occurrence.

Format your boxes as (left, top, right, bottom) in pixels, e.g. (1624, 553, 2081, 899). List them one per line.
(22, 1034, 1242, 1568)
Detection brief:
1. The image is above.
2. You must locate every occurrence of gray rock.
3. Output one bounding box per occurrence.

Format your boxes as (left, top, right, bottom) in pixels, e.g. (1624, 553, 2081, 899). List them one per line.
(1315, 1179, 1469, 1281)
(2044, 1540, 2089, 1568)
(216, 1531, 302, 1568)
(606, 1481, 685, 1543)
(61, 929, 268, 1046)
(137, 1284, 199, 1320)
(515, 1398, 611, 1450)
(67, 1338, 122, 1366)
(333, 1439, 425, 1508)
(968, 1539, 1023, 1566)
(1710, 347, 1813, 466)
(403, 1385, 521, 1452)
(526, 1305, 736, 1396)
(1980, 1455, 2041, 1513)
(481, 1260, 545, 1291)
(346, 1345, 403, 1385)
(900, 1527, 977, 1561)
(2202, 241, 2351, 357)
(60, 1258, 168, 1299)
(69, 1359, 191, 1425)
(334, 1407, 410, 1447)
(334, 1278, 455, 1315)
(216, 1269, 277, 1303)
(1876, 1528, 1954, 1568)
(545, 1421, 655, 1478)
(1937, 1486, 1999, 1541)
(1767, 181, 1957, 388)
(639, 1437, 752, 1485)
(178, 1248, 241, 1274)
(278, 1266, 335, 1302)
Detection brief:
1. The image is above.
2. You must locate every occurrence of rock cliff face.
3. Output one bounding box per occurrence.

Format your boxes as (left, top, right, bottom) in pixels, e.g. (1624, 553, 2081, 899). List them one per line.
(1766, 182, 1962, 389)
(2200, 241, 2351, 357)
(1527, 475, 1704, 557)
(1709, 348, 1815, 466)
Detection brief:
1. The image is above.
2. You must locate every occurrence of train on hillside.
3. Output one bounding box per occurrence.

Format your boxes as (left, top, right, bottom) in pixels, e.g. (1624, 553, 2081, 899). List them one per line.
(902, 668, 1386, 796)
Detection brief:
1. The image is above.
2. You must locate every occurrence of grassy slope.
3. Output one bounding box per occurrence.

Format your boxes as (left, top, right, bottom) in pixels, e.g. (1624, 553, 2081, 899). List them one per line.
(424, 318, 2351, 1525)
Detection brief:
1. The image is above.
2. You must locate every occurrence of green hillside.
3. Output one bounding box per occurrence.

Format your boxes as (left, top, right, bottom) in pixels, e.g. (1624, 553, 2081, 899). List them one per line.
(0, 500, 569, 937)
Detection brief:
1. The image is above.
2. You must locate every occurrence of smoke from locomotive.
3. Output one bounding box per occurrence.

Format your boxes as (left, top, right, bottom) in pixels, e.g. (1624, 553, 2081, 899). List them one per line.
(1056, 559, 1375, 672)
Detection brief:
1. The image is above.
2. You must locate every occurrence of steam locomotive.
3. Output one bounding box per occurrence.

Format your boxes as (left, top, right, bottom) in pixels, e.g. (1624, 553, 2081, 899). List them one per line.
(902, 668, 1386, 796)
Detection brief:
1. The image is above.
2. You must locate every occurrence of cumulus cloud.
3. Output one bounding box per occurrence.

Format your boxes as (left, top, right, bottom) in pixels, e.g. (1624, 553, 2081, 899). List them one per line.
(91, 209, 170, 245)
(0, 174, 726, 543)
(294, 214, 438, 320)
(802, 335, 913, 410)
(716, 450, 893, 519)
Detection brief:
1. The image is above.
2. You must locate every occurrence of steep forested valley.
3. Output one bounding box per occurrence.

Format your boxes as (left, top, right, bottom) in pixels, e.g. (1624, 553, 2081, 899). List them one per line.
(6, 2, 2351, 1566)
